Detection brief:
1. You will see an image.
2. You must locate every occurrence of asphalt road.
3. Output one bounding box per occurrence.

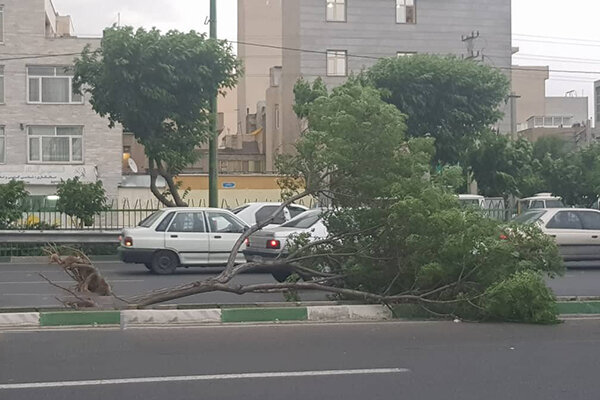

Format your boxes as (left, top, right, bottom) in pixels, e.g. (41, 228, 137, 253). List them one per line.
(1, 261, 600, 308)
(2, 319, 600, 399)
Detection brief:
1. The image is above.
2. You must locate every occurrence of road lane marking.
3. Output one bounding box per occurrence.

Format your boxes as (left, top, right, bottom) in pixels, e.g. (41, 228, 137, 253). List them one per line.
(0, 368, 409, 389)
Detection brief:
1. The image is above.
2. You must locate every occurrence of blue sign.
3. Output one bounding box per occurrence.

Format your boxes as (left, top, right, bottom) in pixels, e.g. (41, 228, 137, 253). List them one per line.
(222, 182, 236, 189)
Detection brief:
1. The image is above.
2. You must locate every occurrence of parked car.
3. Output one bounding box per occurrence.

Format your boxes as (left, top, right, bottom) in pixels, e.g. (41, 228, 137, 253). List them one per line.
(517, 193, 564, 214)
(458, 194, 485, 208)
(118, 208, 249, 274)
(243, 208, 328, 281)
(513, 208, 600, 267)
(232, 202, 309, 229)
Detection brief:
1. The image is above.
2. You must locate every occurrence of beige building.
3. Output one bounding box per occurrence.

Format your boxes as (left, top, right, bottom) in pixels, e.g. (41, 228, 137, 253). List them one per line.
(512, 65, 591, 146)
(0, 0, 122, 201)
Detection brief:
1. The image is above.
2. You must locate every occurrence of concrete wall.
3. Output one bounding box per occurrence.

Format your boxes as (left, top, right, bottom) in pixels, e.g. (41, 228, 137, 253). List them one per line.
(0, 0, 122, 201)
(545, 97, 589, 124)
(117, 174, 314, 208)
(512, 66, 549, 125)
(279, 0, 513, 152)
(237, 0, 283, 136)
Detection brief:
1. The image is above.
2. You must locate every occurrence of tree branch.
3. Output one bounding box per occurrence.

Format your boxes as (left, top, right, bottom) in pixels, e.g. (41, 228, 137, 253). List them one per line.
(157, 162, 188, 207)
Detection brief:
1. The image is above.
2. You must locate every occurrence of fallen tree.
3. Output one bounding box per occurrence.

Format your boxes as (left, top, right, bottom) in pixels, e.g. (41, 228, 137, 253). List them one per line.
(49, 74, 565, 324)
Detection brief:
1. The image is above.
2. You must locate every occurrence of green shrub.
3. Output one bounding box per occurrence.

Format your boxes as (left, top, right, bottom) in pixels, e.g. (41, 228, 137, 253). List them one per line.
(0, 180, 29, 229)
(483, 270, 559, 324)
(56, 177, 109, 227)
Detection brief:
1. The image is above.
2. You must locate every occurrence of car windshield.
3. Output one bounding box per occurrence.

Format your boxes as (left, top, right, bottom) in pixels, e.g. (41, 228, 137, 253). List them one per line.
(546, 200, 565, 208)
(281, 210, 322, 229)
(512, 210, 546, 224)
(460, 199, 482, 207)
(138, 210, 165, 227)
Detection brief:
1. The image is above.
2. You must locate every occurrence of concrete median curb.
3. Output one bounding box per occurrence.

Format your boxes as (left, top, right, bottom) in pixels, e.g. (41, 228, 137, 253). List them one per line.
(2, 302, 600, 329)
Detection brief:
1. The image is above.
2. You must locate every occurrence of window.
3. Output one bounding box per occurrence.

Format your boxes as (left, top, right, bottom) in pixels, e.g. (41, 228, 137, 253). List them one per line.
(0, 6, 4, 43)
(326, 0, 346, 22)
(0, 66, 4, 103)
(546, 211, 583, 230)
(397, 52, 416, 57)
(156, 212, 175, 232)
(275, 104, 280, 130)
(281, 210, 323, 229)
(396, 0, 416, 24)
(168, 212, 206, 233)
(577, 211, 600, 230)
(138, 210, 166, 228)
(288, 206, 307, 218)
(512, 210, 546, 224)
(206, 212, 246, 233)
(0, 126, 4, 163)
(255, 205, 286, 225)
(27, 66, 83, 104)
(28, 126, 83, 163)
(327, 50, 347, 77)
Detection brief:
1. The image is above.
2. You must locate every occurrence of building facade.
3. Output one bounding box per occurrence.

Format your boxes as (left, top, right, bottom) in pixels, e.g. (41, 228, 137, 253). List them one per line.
(262, 0, 513, 170)
(0, 0, 122, 201)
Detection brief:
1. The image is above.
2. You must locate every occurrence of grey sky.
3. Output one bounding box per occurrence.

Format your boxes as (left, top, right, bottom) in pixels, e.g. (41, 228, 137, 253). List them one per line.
(53, 0, 600, 118)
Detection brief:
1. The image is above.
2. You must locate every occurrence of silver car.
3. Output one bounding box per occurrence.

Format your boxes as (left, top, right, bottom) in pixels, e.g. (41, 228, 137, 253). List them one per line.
(514, 208, 600, 267)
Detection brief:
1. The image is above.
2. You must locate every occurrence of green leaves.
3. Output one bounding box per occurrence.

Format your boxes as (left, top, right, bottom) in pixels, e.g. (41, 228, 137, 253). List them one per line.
(56, 177, 109, 227)
(366, 55, 510, 164)
(74, 27, 241, 205)
(0, 180, 29, 229)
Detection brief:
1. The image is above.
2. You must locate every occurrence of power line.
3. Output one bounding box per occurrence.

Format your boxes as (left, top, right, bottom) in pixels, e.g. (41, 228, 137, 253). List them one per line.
(514, 33, 600, 45)
(2, 39, 600, 76)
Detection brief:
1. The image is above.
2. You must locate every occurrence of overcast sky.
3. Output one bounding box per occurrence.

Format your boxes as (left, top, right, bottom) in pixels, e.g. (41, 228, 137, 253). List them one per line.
(52, 0, 600, 118)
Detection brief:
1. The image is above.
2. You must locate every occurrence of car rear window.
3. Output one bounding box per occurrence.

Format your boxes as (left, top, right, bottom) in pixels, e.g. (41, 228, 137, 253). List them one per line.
(138, 210, 165, 228)
(281, 210, 322, 229)
(545, 200, 565, 208)
(232, 205, 250, 214)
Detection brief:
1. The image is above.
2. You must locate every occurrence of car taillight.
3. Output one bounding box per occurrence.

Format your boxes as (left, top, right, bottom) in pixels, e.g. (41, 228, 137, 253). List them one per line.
(267, 239, 281, 249)
(124, 237, 133, 247)
(244, 238, 250, 246)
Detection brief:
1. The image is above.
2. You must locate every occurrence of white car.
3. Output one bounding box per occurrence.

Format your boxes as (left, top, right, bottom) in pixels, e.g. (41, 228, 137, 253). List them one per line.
(232, 202, 309, 229)
(514, 208, 600, 267)
(119, 208, 249, 274)
(243, 208, 328, 281)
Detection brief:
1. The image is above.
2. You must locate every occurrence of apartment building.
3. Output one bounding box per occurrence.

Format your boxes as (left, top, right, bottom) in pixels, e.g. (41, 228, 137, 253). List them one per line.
(513, 66, 592, 146)
(0, 0, 122, 201)
(241, 0, 513, 171)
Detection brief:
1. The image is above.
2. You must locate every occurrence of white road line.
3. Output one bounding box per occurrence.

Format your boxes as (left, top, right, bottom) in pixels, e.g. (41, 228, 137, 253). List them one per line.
(0, 368, 409, 390)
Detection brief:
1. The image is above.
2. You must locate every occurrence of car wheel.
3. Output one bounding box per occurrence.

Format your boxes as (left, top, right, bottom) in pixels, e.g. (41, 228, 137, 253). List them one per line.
(151, 251, 179, 275)
(271, 270, 291, 283)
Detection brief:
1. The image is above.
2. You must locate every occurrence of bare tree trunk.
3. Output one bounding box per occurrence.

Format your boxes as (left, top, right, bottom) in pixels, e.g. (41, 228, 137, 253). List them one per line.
(149, 159, 177, 208)
(157, 163, 188, 207)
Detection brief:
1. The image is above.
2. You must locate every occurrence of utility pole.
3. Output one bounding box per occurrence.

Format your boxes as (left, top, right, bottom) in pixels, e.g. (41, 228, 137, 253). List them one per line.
(208, 0, 218, 208)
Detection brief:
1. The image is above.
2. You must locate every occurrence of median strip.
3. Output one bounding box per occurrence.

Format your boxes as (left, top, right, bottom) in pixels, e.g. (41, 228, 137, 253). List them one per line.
(2, 301, 600, 329)
(39, 311, 120, 327)
(221, 307, 308, 323)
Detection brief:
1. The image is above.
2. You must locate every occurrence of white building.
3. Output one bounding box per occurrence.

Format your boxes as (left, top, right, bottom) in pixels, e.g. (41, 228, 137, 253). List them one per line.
(0, 0, 122, 203)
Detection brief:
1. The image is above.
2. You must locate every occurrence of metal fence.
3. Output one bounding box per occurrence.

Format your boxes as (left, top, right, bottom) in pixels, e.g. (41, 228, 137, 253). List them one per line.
(16, 197, 319, 231)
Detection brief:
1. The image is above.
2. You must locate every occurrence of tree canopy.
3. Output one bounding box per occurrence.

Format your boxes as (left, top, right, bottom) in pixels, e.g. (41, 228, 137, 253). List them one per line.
(366, 55, 510, 165)
(74, 26, 241, 206)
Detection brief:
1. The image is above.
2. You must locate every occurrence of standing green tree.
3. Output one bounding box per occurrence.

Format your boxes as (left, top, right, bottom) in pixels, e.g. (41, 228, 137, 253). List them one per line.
(74, 27, 241, 206)
(56, 177, 109, 228)
(467, 132, 545, 198)
(0, 180, 29, 229)
(366, 55, 510, 165)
